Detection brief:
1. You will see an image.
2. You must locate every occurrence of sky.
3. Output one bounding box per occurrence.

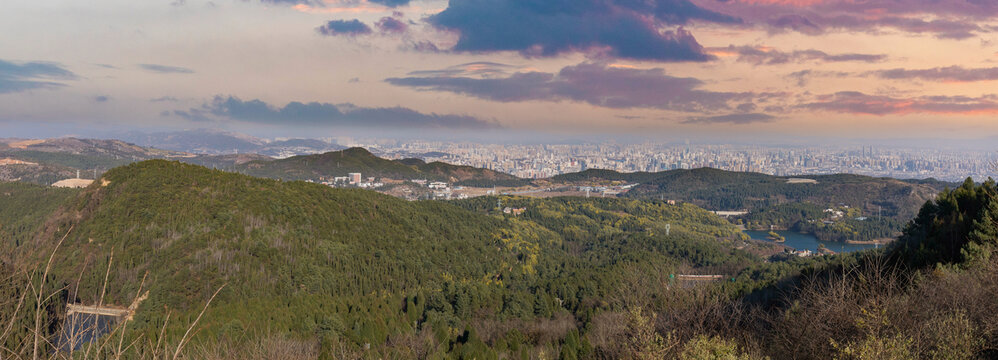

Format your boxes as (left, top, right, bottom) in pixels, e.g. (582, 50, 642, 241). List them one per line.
(2, 0, 998, 143)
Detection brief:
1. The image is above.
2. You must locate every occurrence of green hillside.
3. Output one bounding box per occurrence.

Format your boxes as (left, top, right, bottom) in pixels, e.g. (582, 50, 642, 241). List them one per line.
(4, 161, 998, 359)
(2, 160, 757, 358)
(0, 182, 79, 251)
(555, 168, 942, 217)
(0, 138, 195, 185)
(238, 147, 528, 186)
(554, 167, 946, 242)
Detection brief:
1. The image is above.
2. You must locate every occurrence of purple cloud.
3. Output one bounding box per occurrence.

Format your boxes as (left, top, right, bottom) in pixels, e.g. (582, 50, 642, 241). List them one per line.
(316, 19, 372, 37)
(711, 45, 887, 65)
(872, 66, 998, 82)
(682, 113, 776, 125)
(387, 62, 762, 112)
(694, 0, 997, 39)
(786, 69, 851, 86)
(368, 0, 410, 7)
(802, 91, 998, 115)
(406, 62, 517, 78)
(428, 0, 742, 62)
(0, 59, 76, 93)
(139, 63, 194, 74)
(176, 96, 499, 129)
(376, 16, 408, 34)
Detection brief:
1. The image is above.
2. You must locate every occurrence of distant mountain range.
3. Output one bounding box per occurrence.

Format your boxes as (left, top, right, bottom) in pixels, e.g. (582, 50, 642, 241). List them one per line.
(553, 167, 947, 219)
(237, 147, 529, 186)
(118, 129, 345, 156)
(0, 137, 528, 187)
(1, 136, 954, 221)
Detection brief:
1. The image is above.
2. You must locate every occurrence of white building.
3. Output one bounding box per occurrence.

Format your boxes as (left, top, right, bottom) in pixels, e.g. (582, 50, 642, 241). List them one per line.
(428, 181, 448, 189)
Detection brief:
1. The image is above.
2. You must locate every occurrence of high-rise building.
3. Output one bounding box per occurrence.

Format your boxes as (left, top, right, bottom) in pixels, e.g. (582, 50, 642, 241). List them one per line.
(349, 173, 362, 185)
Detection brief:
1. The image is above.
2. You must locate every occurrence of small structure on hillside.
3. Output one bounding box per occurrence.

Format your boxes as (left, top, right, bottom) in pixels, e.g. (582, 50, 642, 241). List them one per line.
(503, 207, 527, 216)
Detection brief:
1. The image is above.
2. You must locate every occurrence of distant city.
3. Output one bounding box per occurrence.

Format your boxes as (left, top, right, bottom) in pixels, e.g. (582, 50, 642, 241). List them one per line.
(324, 138, 998, 182)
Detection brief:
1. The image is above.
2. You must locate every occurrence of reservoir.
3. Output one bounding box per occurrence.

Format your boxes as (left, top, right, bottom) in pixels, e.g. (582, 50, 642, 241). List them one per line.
(744, 230, 879, 253)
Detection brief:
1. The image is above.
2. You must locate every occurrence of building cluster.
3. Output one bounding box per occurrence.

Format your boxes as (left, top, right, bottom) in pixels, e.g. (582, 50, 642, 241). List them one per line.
(578, 183, 639, 197)
(360, 140, 995, 182)
(323, 172, 384, 189)
(317, 172, 468, 200)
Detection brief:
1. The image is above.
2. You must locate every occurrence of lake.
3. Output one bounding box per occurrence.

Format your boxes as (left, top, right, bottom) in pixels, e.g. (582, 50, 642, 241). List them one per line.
(744, 230, 879, 253)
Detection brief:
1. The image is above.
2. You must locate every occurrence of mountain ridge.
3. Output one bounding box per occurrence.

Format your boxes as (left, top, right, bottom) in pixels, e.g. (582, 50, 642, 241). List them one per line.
(238, 147, 528, 186)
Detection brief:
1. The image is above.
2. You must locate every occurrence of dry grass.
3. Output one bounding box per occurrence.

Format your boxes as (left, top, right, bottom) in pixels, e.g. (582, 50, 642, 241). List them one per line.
(0, 225, 226, 360)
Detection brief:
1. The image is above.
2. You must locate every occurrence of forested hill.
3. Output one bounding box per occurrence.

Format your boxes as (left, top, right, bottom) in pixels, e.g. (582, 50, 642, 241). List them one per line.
(0, 138, 523, 187)
(6, 160, 998, 358)
(554, 167, 946, 220)
(236, 147, 528, 186)
(3, 159, 759, 358)
(0, 137, 270, 185)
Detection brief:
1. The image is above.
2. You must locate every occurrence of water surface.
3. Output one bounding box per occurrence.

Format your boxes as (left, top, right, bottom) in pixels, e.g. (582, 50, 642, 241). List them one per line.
(744, 230, 879, 253)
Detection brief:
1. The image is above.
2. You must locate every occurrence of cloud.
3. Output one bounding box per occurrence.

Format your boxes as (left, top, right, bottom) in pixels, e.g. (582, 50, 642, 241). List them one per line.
(387, 62, 759, 112)
(802, 91, 998, 115)
(316, 19, 372, 36)
(175, 95, 499, 129)
(427, 0, 741, 61)
(150, 96, 180, 102)
(408, 41, 442, 53)
(172, 109, 212, 122)
(139, 64, 195, 74)
(871, 66, 998, 82)
(699, 0, 996, 39)
(0, 59, 76, 93)
(94, 95, 110, 102)
(406, 62, 518, 78)
(368, 0, 410, 7)
(260, 0, 313, 4)
(376, 16, 408, 34)
(786, 69, 851, 86)
(682, 113, 776, 124)
(709, 45, 887, 65)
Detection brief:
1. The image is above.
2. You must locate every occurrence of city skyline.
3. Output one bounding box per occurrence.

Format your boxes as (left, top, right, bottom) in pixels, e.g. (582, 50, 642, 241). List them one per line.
(2, 0, 998, 141)
(365, 140, 998, 182)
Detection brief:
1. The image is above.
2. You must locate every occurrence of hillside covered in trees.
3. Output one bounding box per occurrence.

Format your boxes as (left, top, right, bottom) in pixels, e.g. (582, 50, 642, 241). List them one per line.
(0, 160, 755, 358)
(0, 139, 526, 188)
(554, 167, 948, 243)
(2, 161, 996, 359)
(554, 168, 943, 218)
(237, 147, 529, 187)
(0, 138, 267, 185)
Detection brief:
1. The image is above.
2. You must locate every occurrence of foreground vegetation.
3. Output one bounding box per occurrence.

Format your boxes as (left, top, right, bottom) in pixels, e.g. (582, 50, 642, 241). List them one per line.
(1, 161, 995, 359)
(0, 160, 758, 358)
